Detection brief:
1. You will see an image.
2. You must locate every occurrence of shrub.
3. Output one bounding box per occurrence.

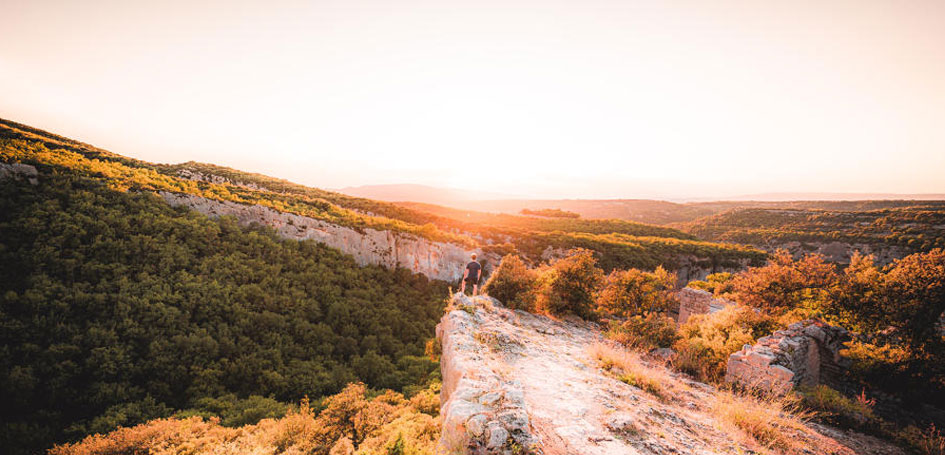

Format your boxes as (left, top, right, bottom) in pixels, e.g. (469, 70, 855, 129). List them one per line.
(797, 385, 876, 428)
(595, 266, 677, 319)
(673, 305, 778, 382)
(483, 255, 539, 311)
(899, 423, 945, 455)
(535, 249, 604, 319)
(686, 272, 735, 296)
(606, 313, 679, 351)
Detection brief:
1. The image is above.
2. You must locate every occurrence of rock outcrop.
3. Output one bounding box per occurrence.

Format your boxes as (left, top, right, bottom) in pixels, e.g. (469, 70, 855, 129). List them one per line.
(675, 287, 736, 325)
(0, 163, 38, 185)
(160, 192, 496, 282)
(726, 320, 851, 393)
(436, 295, 898, 455)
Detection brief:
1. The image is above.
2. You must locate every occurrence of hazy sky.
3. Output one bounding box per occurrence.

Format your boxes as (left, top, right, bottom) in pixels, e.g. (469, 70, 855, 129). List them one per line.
(2, 0, 944, 199)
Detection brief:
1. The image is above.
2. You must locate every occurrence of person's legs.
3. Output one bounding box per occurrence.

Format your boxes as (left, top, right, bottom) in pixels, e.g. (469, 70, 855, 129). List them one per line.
(472, 284, 478, 295)
(460, 281, 466, 294)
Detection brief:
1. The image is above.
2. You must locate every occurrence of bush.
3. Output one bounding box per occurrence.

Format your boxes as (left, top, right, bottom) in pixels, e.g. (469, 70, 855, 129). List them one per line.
(673, 305, 778, 381)
(686, 272, 735, 296)
(595, 266, 677, 319)
(797, 385, 876, 428)
(535, 249, 604, 319)
(606, 313, 679, 351)
(483, 255, 539, 311)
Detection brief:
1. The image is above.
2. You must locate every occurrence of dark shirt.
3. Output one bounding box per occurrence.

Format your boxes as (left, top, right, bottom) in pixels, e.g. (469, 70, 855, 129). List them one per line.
(465, 261, 481, 282)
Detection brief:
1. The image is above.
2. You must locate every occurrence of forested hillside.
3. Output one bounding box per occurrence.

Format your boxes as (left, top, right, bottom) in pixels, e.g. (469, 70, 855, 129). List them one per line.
(0, 118, 766, 274)
(0, 170, 446, 454)
(0, 117, 761, 453)
(683, 207, 945, 263)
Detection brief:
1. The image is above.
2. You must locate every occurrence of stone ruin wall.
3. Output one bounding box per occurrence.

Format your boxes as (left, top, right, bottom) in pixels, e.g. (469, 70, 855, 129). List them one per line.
(675, 287, 736, 325)
(725, 320, 850, 394)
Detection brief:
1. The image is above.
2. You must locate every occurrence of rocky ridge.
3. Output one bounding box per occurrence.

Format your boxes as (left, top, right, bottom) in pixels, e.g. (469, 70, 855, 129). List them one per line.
(159, 192, 495, 282)
(437, 294, 903, 455)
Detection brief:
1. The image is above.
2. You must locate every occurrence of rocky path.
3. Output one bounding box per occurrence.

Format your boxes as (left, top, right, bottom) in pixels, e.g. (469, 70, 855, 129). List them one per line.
(437, 293, 906, 455)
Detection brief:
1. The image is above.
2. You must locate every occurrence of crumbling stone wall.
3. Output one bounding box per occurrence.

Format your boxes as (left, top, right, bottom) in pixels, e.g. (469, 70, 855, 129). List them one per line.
(725, 320, 850, 394)
(676, 287, 735, 325)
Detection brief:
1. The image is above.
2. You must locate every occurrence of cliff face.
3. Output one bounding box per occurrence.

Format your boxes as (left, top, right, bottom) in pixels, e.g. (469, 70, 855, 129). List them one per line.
(436, 294, 904, 455)
(159, 192, 496, 282)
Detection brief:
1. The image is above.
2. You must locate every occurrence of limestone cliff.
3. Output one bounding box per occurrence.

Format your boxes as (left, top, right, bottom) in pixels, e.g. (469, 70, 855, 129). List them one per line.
(436, 294, 904, 455)
(160, 192, 496, 282)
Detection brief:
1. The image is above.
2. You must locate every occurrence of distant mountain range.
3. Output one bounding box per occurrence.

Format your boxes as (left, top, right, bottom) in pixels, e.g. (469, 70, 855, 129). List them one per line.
(338, 183, 523, 205)
(338, 184, 945, 225)
(685, 192, 945, 202)
(340, 184, 945, 205)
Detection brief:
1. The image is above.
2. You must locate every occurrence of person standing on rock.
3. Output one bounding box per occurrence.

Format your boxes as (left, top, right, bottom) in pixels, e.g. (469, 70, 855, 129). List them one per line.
(461, 253, 482, 295)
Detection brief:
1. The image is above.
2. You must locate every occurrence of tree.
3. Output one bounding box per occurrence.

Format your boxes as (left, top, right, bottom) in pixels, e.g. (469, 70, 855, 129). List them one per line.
(730, 250, 837, 313)
(536, 249, 604, 319)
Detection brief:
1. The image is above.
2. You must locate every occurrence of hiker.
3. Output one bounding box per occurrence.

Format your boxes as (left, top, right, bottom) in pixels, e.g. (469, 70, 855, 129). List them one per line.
(461, 253, 482, 295)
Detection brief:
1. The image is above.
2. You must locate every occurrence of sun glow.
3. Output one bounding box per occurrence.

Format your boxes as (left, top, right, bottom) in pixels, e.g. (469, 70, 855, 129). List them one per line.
(2, 0, 944, 199)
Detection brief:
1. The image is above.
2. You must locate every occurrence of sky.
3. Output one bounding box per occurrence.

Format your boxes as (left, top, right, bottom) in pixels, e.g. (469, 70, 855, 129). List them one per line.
(2, 0, 944, 200)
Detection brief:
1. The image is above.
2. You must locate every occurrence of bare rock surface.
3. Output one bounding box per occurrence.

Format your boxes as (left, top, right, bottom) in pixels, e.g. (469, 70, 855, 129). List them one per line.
(159, 192, 495, 282)
(0, 162, 39, 185)
(437, 294, 904, 455)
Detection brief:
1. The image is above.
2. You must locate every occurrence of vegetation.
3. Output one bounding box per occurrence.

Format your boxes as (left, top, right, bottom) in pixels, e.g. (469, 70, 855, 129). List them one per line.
(797, 385, 876, 428)
(482, 255, 539, 311)
(710, 389, 810, 453)
(534, 249, 603, 319)
(520, 208, 580, 218)
(728, 250, 836, 313)
(49, 382, 442, 455)
(684, 206, 945, 255)
(1, 118, 766, 277)
(605, 313, 679, 351)
(673, 306, 779, 381)
(0, 171, 447, 454)
(590, 343, 671, 400)
(596, 267, 676, 318)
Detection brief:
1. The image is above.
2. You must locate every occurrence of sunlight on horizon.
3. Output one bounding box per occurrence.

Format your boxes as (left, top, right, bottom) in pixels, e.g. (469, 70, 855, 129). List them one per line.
(2, 0, 944, 199)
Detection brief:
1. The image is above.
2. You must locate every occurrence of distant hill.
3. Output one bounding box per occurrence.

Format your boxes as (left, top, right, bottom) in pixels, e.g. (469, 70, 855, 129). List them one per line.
(687, 192, 945, 202)
(338, 183, 520, 205)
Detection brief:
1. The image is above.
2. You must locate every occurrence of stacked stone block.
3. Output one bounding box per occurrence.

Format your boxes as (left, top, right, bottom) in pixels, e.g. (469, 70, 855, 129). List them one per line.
(726, 320, 850, 394)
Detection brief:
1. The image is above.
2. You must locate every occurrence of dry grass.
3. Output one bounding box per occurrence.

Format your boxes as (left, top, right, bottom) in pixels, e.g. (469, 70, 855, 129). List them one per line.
(589, 342, 675, 400)
(710, 389, 817, 454)
(589, 342, 849, 455)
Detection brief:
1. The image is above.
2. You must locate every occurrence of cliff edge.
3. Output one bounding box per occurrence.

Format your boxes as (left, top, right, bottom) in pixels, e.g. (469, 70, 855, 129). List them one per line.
(436, 294, 904, 455)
